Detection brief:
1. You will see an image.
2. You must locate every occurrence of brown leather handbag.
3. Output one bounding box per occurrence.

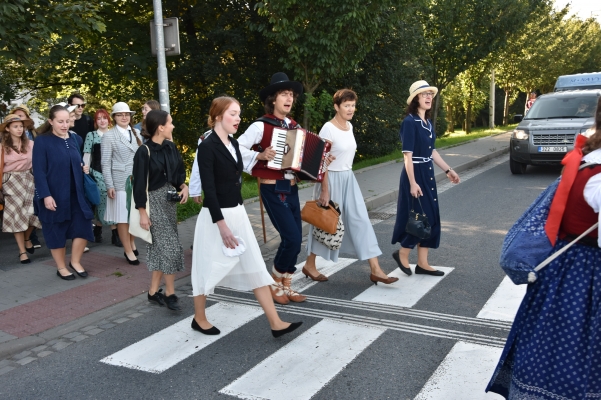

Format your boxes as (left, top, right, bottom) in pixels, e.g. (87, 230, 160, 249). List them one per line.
(301, 200, 340, 234)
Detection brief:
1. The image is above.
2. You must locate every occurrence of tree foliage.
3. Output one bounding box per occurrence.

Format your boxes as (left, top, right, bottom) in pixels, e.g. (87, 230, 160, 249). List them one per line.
(253, 0, 401, 126)
(418, 0, 545, 131)
(2, 0, 599, 167)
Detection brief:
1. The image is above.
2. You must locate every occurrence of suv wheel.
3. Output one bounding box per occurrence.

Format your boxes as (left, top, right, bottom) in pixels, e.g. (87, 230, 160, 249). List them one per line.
(510, 156, 527, 174)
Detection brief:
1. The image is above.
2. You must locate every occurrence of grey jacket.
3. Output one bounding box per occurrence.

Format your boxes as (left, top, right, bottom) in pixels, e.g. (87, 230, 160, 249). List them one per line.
(101, 126, 142, 191)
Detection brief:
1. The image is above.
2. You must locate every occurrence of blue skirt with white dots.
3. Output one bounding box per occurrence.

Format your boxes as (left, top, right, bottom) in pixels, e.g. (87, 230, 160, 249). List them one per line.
(486, 240, 601, 399)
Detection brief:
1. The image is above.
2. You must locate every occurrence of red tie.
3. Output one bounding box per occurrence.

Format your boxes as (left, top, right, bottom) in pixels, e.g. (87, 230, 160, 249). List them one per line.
(545, 134, 588, 245)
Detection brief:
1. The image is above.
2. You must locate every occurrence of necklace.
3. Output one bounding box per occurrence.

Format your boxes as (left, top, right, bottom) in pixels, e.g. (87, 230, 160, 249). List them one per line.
(332, 116, 349, 131)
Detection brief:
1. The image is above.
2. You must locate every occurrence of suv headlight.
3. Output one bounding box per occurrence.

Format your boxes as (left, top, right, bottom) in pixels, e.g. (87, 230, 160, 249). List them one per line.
(512, 129, 529, 140)
(579, 127, 595, 138)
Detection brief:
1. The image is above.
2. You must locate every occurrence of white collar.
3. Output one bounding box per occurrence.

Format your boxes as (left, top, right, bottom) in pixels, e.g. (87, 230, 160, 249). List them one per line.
(116, 125, 130, 134)
(583, 148, 601, 164)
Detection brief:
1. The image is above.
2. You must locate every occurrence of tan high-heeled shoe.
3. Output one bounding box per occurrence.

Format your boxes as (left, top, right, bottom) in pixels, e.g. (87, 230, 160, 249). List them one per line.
(369, 273, 399, 285)
(302, 267, 328, 281)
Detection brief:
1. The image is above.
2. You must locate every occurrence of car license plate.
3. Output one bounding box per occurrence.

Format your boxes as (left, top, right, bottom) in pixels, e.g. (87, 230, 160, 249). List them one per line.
(538, 146, 568, 152)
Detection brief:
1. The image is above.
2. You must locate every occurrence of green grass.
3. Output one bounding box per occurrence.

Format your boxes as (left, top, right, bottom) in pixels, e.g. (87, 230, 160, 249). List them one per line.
(352, 124, 517, 171)
(177, 198, 202, 222)
(176, 124, 517, 222)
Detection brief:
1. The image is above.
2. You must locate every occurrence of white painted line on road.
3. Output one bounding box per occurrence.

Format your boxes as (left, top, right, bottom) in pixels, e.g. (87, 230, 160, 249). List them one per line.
(477, 276, 526, 322)
(414, 341, 503, 400)
(220, 319, 385, 400)
(100, 303, 263, 373)
(291, 257, 357, 293)
(352, 265, 454, 308)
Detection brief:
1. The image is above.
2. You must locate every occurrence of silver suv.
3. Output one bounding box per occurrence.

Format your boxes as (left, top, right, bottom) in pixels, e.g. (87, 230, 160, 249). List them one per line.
(509, 90, 599, 174)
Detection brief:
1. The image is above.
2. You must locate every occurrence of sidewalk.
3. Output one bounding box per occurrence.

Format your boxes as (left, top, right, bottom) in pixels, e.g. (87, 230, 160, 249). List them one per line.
(0, 131, 511, 358)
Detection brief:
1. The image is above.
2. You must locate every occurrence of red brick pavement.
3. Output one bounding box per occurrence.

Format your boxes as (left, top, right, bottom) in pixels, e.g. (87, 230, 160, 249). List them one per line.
(0, 250, 192, 338)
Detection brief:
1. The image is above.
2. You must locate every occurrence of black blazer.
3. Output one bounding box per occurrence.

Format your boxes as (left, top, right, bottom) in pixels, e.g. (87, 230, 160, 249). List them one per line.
(197, 131, 244, 223)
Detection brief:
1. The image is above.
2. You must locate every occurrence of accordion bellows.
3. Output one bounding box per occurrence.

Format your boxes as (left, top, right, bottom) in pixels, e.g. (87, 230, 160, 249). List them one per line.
(267, 128, 331, 181)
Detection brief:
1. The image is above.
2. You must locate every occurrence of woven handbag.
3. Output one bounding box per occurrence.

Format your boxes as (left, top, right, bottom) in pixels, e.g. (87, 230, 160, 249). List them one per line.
(310, 201, 345, 250)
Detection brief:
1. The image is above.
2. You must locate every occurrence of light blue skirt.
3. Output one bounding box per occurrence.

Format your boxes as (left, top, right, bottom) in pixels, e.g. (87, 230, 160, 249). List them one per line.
(306, 170, 382, 262)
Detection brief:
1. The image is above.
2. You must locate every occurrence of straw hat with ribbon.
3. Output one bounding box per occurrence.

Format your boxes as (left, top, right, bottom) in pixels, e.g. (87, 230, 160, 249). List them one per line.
(407, 80, 438, 105)
(0, 114, 34, 132)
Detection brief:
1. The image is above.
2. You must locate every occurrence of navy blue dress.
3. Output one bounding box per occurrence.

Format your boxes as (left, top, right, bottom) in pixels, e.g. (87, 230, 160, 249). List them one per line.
(391, 114, 440, 249)
(32, 133, 94, 249)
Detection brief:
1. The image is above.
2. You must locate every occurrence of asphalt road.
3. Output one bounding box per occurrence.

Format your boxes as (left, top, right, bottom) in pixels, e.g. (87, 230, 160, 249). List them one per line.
(0, 158, 560, 400)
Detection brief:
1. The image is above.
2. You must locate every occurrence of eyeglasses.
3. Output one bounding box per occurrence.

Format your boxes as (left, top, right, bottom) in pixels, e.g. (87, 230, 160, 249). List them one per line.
(114, 113, 130, 118)
(70, 103, 86, 108)
(419, 92, 436, 98)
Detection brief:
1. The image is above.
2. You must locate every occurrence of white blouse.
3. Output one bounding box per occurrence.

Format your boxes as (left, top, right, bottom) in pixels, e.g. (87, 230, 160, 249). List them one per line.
(318, 121, 357, 171)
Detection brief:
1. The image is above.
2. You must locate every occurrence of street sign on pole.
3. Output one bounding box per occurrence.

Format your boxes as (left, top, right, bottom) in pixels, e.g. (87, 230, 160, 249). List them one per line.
(151, 0, 172, 113)
(150, 17, 180, 56)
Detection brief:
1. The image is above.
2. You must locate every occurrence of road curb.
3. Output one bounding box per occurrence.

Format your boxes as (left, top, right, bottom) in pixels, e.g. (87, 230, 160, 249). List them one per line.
(0, 336, 45, 361)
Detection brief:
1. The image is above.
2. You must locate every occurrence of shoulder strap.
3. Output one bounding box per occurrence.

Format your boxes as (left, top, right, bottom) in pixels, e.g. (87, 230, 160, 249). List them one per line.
(256, 116, 283, 127)
(144, 145, 150, 193)
(535, 223, 598, 271)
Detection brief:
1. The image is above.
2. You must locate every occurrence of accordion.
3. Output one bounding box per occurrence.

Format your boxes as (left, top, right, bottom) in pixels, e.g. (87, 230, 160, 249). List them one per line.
(267, 128, 332, 182)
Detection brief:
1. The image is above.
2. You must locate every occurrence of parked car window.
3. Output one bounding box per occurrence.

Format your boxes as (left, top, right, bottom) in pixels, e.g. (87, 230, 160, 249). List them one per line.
(525, 96, 598, 119)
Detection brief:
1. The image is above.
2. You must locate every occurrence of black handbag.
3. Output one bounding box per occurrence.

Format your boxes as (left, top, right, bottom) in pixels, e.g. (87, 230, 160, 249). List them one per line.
(405, 197, 431, 239)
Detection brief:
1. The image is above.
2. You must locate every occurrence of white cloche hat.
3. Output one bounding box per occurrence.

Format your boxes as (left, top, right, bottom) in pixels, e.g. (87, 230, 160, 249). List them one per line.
(110, 102, 136, 116)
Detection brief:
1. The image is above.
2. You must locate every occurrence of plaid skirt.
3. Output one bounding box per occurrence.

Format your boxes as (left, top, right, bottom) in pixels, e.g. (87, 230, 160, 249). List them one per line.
(1, 170, 42, 233)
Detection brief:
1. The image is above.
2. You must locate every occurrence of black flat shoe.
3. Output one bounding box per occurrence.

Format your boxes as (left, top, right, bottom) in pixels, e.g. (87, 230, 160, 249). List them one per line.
(19, 252, 31, 264)
(112, 229, 123, 247)
(272, 321, 303, 338)
(69, 262, 88, 278)
(164, 294, 181, 311)
(133, 249, 139, 257)
(57, 269, 75, 281)
(24, 239, 35, 254)
(392, 251, 412, 276)
(148, 289, 165, 306)
(124, 253, 140, 265)
(93, 226, 103, 243)
(415, 264, 444, 276)
(191, 318, 220, 335)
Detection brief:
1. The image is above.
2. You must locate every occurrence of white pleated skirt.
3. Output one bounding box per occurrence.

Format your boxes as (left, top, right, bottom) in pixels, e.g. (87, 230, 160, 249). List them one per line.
(192, 204, 274, 296)
(306, 170, 382, 262)
(104, 190, 129, 224)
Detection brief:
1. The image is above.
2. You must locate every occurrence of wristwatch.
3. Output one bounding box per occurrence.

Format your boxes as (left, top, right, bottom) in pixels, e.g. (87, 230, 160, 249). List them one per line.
(445, 167, 453, 174)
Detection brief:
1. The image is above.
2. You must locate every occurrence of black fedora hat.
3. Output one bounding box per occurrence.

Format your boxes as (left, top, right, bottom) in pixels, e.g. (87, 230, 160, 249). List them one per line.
(259, 72, 304, 103)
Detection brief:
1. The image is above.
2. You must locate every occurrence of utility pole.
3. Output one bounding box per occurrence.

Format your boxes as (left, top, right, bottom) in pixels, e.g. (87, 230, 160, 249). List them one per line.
(152, 0, 170, 113)
(489, 69, 495, 129)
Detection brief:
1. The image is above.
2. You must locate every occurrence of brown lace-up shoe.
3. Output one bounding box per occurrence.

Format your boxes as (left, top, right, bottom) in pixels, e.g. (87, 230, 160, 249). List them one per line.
(282, 273, 307, 303)
(270, 270, 290, 305)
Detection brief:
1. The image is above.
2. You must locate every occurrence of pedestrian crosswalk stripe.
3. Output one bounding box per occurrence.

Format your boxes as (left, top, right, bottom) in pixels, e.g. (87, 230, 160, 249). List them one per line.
(477, 276, 526, 322)
(99, 303, 263, 373)
(219, 319, 385, 400)
(352, 265, 454, 308)
(414, 341, 503, 399)
(291, 257, 357, 293)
